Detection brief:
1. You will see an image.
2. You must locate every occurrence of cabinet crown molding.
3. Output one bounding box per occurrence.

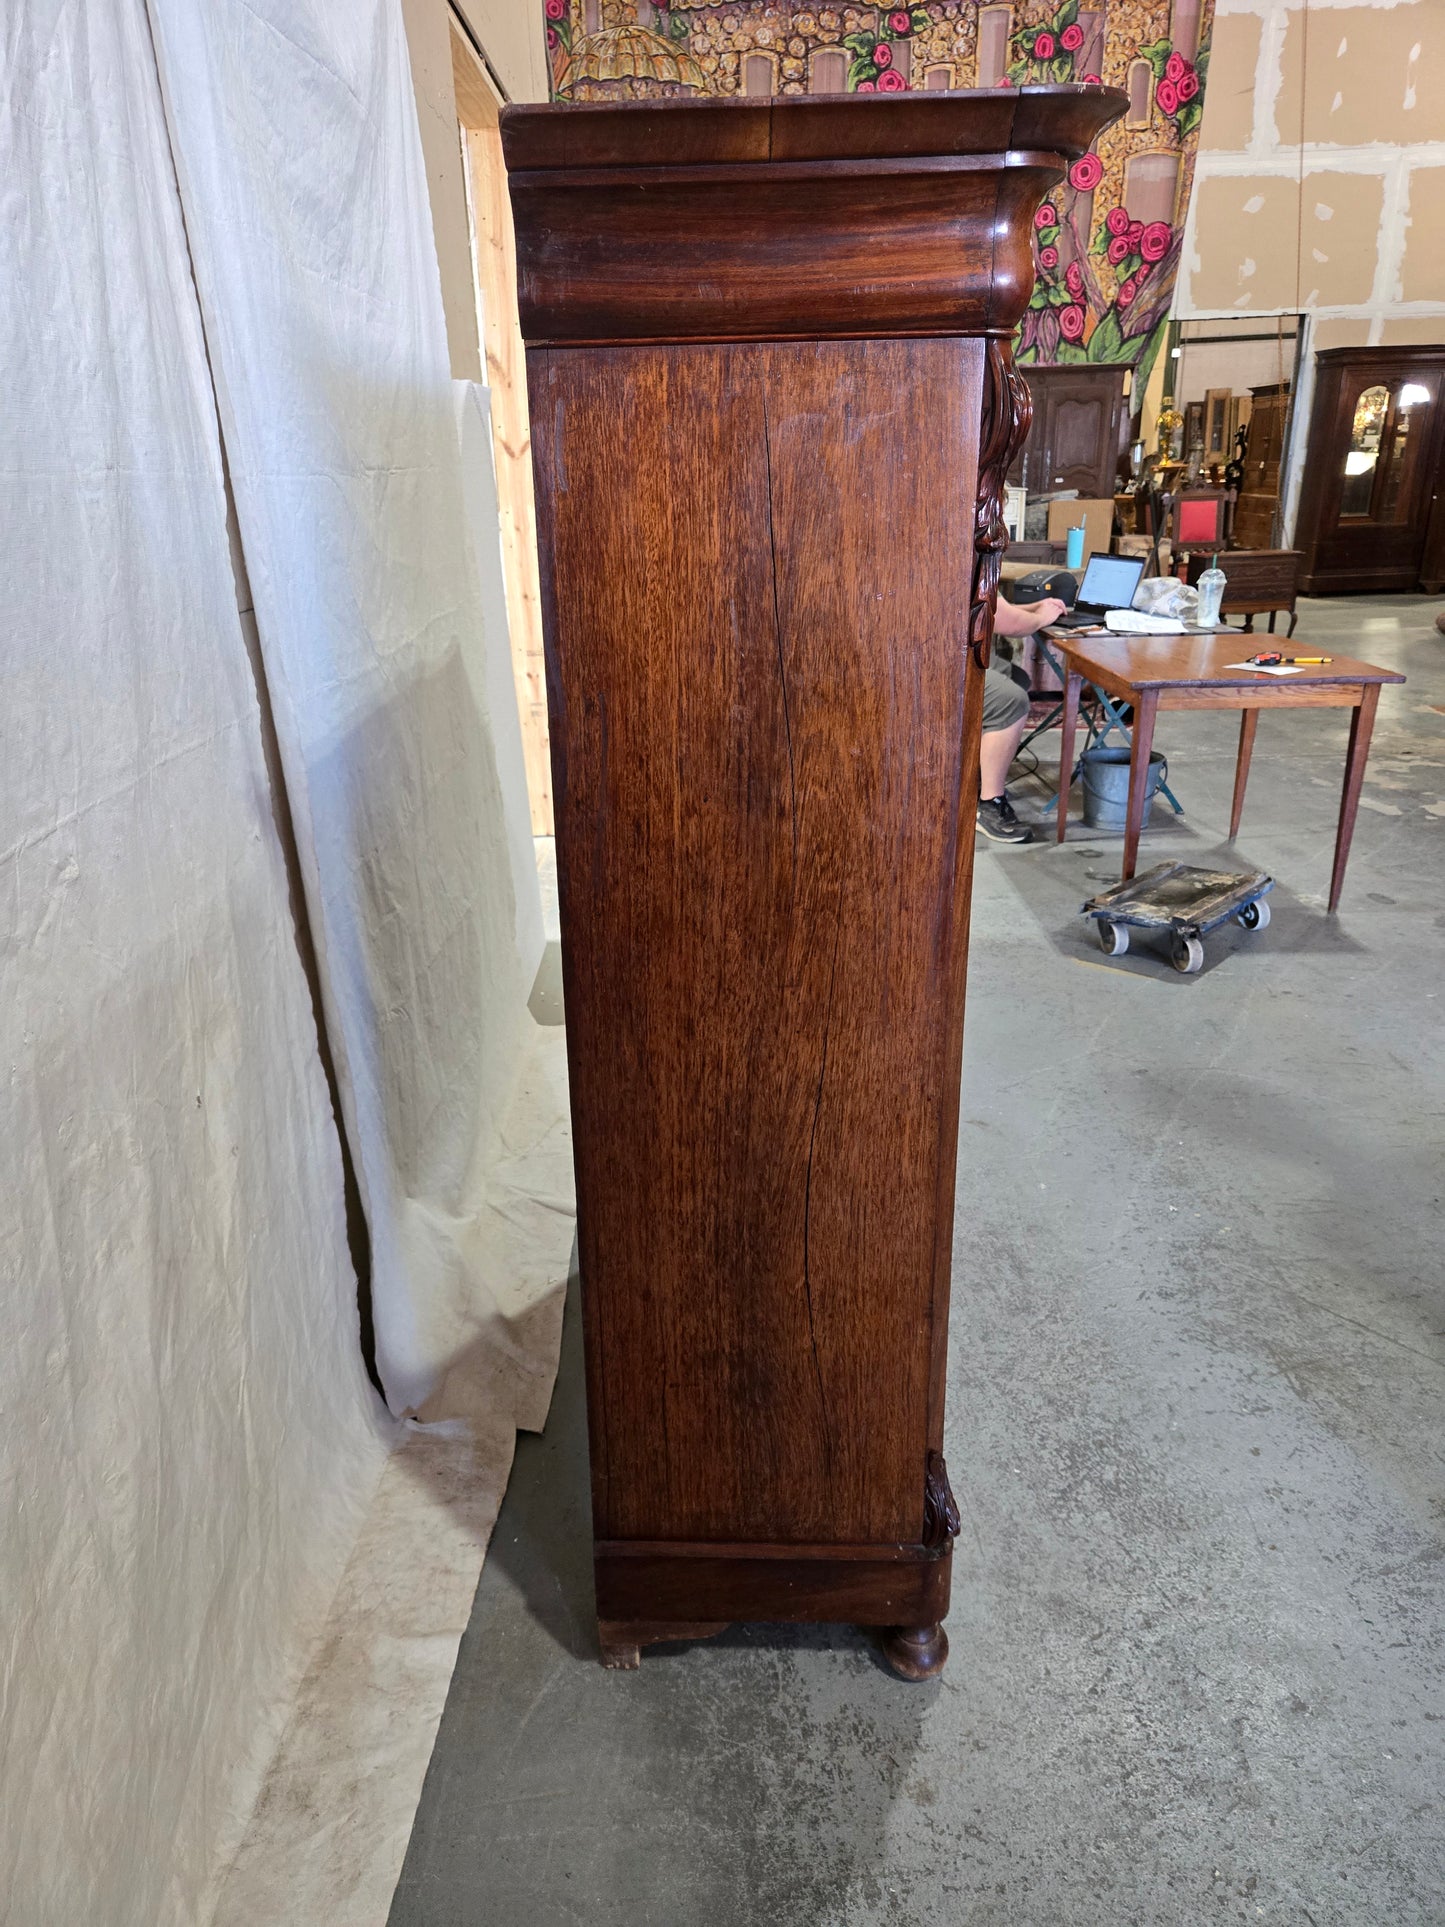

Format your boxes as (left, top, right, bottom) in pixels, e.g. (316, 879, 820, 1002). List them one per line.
(502, 87, 1125, 346)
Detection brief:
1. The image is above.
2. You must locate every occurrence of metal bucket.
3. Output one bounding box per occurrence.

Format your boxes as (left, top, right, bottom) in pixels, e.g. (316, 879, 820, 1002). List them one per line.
(1081, 746, 1168, 830)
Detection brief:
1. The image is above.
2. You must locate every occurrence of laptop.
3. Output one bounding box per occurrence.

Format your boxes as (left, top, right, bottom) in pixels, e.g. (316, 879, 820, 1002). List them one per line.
(1049, 552, 1146, 629)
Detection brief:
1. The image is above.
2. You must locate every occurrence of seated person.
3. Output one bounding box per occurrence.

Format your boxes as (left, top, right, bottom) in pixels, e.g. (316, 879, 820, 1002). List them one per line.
(976, 593, 1067, 843)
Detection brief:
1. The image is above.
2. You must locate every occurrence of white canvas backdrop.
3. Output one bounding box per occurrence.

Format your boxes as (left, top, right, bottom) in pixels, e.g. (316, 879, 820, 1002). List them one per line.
(145, 0, 560, 1420)
(0, 2, 392, 1919)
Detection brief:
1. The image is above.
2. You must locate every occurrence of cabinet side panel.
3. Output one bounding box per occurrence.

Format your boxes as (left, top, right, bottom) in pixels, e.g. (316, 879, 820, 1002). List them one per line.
(530, 339, 983, 1546)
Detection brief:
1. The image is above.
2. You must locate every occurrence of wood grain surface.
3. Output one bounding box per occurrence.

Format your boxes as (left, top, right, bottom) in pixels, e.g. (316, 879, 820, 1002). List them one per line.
(501, 90, 1124, 345)
(531, 337, 984, 1549)
(1046, 630, 1405, 692)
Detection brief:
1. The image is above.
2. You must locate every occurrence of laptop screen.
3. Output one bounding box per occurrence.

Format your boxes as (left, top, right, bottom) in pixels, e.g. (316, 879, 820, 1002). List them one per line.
(1078, 553, 1145, 610)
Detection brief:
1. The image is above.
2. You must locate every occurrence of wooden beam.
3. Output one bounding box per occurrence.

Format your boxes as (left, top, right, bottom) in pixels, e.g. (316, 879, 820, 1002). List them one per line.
(451, 24, 553, 836)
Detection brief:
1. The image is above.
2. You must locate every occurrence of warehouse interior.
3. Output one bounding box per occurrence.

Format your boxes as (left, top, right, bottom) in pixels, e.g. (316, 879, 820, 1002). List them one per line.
(4, 2, 1442, 1923)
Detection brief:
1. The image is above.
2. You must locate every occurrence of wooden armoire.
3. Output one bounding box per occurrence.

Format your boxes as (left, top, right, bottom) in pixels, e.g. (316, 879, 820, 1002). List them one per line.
(1296, 346, 1445, 594)
(1009, 363, 1129, 498)
(501, 87, 1123, 1678)
(1232, 381, 1290, 551)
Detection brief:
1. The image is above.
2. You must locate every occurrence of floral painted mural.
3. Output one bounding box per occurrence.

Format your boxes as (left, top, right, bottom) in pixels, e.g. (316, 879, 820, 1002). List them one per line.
(542, 1, 1215, 383)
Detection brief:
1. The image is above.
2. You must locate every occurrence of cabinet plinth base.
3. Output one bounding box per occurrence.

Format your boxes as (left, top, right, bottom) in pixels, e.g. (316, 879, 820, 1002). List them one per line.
(594, 1539, 952, 1672)
(597, 1620, 730, 1669)
(879, 1622, 950, 1681)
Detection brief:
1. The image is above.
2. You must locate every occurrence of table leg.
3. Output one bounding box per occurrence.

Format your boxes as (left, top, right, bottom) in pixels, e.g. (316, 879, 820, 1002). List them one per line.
(1056, 671, 1081, 843)
(1122, 690, 1158, 883)
(1329, 684, 1380, 914)
(1229, 708, 1258, 841)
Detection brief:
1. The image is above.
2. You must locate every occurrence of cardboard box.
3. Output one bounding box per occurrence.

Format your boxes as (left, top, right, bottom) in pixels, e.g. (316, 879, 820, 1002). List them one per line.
(1046, 497, 1115, 561)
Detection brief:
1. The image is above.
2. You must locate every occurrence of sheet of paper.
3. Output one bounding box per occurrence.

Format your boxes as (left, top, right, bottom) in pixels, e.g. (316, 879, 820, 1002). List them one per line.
(1225, 661, 1307, 676)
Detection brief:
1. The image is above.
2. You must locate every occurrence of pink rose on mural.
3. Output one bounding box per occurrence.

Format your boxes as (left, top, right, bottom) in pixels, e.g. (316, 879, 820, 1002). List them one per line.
(1156, 77, 1180, 115)
(1066, 260, 1085, 297)
(1059, 304, 1086, 342)
(1126, 220, 1144, 247)
(873, 40, 893, 68)
(1165, 49, 1187, 83)
(1178, 68, 1200, 101)
(1068, 152, 1103, 192)
(1038, 244, 1059, 268)
(997, 74, 1015, 85)
(877, 66, 908, 89)
(888, 8, 912, 30)
(545, 0, 565, 16)
(1105, 205, 1130, 237)
(546, 24, 558, 46)
(1081, 71, 1102, 83)
(1107, 234, 1130, 265)
(1118, 276, 1138, 308)
(1140, 220, 1172, 262)
(1034, 31, 1056, 58)
(856, 78, 877, 90)
(1035, 203, 1058, 230)
(1060, 23, 1084, 51)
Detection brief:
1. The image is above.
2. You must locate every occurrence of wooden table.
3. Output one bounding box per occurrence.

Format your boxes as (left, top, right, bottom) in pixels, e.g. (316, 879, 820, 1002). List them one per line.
(1050, 630, 1404, 912)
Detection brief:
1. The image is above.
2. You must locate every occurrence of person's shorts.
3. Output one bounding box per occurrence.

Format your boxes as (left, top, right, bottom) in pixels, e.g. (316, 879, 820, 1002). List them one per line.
(982, 666, 1030, 733)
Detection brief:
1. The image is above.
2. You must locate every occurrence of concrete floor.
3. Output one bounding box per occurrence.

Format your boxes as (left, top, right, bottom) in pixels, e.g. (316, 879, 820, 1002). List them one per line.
(389, 597, 1445, 1927)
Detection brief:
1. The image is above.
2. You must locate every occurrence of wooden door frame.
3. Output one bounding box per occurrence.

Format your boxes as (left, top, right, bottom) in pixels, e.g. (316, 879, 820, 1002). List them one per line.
(451, 19, 553, 835)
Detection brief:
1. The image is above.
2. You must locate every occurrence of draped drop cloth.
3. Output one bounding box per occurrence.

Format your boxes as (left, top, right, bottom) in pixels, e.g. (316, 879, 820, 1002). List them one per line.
(1, 2, 390, 1917)
(3, 0, 572, 1918)
(145, 0, 567, 1423)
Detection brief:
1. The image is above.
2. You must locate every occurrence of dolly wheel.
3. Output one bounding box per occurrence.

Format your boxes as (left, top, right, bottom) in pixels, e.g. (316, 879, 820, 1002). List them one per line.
(1098, 920, 1129, 956)
(1171, 934, 1205, 974)
(1237, 898, 1270, 931)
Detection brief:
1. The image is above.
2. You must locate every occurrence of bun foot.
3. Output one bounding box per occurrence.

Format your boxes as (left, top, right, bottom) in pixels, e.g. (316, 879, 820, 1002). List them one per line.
(880, 1622, 949, 1681)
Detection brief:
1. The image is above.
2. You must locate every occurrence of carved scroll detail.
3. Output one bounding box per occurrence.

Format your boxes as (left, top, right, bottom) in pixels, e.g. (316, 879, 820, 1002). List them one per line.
(922, 1448, 961, 1551)
(968, 339, 1034, 672)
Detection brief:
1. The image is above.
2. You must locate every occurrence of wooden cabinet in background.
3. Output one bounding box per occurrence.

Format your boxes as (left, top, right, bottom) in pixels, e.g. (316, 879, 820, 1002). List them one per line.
(1296, 347, 1445, 594)
(1233, 382, 1289, 551)
(1010, 364, 1128, 498)
(502, 87, 1123, 1678)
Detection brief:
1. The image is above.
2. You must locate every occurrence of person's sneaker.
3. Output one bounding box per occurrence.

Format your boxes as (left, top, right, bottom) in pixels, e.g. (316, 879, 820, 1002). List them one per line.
(976, 793, 1033, 843)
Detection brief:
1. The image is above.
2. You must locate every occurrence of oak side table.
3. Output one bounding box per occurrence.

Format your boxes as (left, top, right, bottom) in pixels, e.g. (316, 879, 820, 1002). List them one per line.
(1050, 629, 1404, 911)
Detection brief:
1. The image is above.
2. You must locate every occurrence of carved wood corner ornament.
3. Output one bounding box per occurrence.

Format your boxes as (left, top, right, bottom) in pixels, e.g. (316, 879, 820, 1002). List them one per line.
(922, 1448, 962, 1551)
(969, 341, 1034, 673)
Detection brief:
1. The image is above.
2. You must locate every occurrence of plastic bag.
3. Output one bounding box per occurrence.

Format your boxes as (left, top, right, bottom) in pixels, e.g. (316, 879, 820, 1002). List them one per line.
(1134, 576, 1200, 620)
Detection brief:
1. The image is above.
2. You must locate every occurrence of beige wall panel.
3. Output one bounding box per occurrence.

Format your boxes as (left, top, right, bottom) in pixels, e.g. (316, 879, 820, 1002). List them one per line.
(1299, 170, 1384, 307)
(1401, 166, 1445, 304)
(1177, 335, 1297, 404)
(1378, 315, 1445, 346)
(402, 0, 483, 381)
(1190, 175, 1301, 310)
(1279, 1, 1445, 148)
(1309, 317, 1374, 351)
(1199, 11, 1263, 153)
(453, 0, 552, 103)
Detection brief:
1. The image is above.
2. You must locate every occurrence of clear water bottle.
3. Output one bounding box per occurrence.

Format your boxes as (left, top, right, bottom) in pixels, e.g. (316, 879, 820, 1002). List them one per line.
(1195, 555, 1227, 628)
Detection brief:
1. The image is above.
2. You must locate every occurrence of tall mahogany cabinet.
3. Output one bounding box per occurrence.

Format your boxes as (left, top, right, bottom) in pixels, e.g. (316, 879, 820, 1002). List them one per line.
(1296, 347, 1445, 595)
(501, 88, 1122, 1678)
